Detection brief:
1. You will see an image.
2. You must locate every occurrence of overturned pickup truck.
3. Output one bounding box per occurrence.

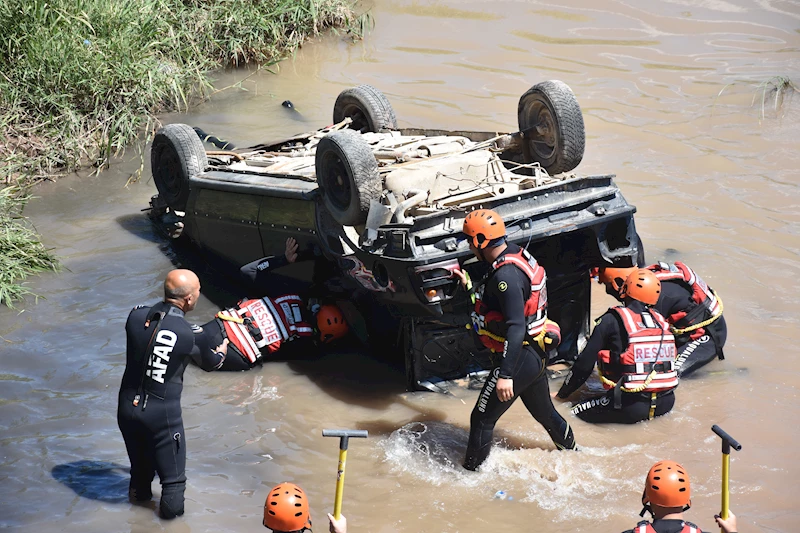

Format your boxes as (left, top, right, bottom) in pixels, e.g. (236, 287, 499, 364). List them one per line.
(148, 81, 644, 391)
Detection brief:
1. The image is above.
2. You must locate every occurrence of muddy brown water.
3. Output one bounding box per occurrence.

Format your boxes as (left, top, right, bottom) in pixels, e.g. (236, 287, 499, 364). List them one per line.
(2, 1, 799, 531)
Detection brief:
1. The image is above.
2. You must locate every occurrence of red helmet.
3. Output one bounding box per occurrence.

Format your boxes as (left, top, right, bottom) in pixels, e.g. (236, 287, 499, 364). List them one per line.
(263, 482, 311, 532)
(463, 209, 506, 249)
(317, 304, 348, 343)
(598, 266, 636, 293)
(642, 460, 691, 509)
(620, 269, 661, 305)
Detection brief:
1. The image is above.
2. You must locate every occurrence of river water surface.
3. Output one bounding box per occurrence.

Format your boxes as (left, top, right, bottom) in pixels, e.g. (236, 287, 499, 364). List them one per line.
(2, 1, 799, 532)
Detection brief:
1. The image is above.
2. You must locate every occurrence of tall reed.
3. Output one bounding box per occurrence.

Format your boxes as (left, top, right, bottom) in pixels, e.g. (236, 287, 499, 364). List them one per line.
(0, 0, 365, 185)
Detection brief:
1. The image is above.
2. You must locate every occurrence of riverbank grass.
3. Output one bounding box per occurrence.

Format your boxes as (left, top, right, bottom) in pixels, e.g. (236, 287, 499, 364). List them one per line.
(0, 0, 365, 306)
(0, 189, 59, 307)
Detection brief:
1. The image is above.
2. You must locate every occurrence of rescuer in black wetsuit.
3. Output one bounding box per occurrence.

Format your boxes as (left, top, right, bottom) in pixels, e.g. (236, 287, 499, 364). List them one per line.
(195, 238, 349, 371)
(117, 269, 227, 519)
(622, 460, 740, 533)
(557, 269, 679, 424)
(597, 263, 727, 378)
(453, 209, 576, 471)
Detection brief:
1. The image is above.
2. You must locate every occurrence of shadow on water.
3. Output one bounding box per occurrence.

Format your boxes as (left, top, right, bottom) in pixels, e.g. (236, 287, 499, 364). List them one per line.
(286, 346, 408, 410)
(51, 460, 130, 503)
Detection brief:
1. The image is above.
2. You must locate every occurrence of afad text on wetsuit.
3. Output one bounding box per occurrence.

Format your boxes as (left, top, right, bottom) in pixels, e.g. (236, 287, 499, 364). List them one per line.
(146, 330, 177, 384)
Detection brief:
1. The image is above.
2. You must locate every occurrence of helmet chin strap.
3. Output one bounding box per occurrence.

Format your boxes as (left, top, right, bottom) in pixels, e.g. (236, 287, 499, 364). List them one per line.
(639, 502, 691, 518)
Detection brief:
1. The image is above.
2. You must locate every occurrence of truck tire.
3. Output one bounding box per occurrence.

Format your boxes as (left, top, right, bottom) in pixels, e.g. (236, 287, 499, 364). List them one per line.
(518, 80, 585, 175)
(315, 129, 381, 226)
(151, 123, 207, 212)
(333, 85, 398, 133)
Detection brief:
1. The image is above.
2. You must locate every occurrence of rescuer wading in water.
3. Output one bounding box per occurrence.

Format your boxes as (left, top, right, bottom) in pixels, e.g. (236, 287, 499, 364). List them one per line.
(453, 209, 576, 471)
(597, 261, 726, 378)
(117, 269, 227, 518)
(557, 269, 679, 423)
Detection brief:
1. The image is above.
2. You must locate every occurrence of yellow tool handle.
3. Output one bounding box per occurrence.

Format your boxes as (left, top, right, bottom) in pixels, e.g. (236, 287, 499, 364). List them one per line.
(333, 448, 347, 520)
(721, 452, 730, 525)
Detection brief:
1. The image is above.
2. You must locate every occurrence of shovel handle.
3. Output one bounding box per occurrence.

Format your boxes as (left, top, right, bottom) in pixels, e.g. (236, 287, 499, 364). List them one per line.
(323, 429, 368, 520)
(712, 425, 742, 527)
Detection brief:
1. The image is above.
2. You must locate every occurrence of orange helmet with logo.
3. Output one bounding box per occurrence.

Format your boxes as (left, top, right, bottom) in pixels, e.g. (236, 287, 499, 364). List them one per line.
(462, 209, 506, 249)
(642, 460, 691, 509)
(598, 266, 636, 293)
(317, 304, 348, 343)
(263, 482, 311, 532)
(620, 268, 661, 305)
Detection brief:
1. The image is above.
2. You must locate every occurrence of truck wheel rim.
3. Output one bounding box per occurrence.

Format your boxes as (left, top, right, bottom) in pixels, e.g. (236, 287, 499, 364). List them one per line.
(321, 152, 352, 210)
(160, 147, 182, 196)
(340, 104, 370, 132)
(527, 102, 557, 160)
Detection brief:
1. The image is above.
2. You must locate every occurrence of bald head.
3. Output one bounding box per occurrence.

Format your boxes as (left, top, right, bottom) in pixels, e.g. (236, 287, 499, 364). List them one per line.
(164, 269, 201, 312)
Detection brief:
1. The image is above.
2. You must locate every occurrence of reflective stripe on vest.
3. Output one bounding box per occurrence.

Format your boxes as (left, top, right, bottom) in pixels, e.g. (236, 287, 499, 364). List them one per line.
(220, 295, 313, 362)
(599, 306, 678, 393)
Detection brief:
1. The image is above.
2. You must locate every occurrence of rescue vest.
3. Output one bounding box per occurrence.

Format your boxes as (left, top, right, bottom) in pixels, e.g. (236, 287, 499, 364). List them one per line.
(471, 248, 551, 353)
(216, 295, 313, 364)
(648, 261, 722, 336)
(632, 520, 701, 533)
(598, 306, 678, 393)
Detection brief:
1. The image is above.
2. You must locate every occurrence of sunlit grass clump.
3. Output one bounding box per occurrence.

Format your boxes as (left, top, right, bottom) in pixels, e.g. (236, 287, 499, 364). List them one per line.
(0, 189, 59, 307)
(715, 75, 797, 121)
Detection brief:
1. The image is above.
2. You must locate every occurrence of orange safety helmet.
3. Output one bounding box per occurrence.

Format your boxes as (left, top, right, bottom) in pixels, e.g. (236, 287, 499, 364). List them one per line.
(642, 460, 691, 510)
(316, 304, 349, 343)
(620, 268, 661, 306)
(462, 209, 506, 249)
(598, 266, 636, 293)
(263, 482, 311, 532)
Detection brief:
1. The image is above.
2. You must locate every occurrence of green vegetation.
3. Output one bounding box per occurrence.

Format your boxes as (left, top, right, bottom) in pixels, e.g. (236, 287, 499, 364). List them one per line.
(0, 189, 59, 307)
(0, 0, 367, 185)
(0, 0, 367, 306)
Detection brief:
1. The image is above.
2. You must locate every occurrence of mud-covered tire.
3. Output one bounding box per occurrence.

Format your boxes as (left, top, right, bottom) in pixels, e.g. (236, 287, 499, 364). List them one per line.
(315, 130, 381, 226)
(151, 123, 207, 211)
(518, 80, 585, 175)
(333, 85, 398, 133)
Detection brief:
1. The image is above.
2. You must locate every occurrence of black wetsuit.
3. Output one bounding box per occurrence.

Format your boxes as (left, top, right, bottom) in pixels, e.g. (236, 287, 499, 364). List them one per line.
(463, 244, 576, 471)
(622, 519, 704, 533)
(656, 282, 727, 378)
(557, 300, 675, 424)
(118, 302, 224, 518)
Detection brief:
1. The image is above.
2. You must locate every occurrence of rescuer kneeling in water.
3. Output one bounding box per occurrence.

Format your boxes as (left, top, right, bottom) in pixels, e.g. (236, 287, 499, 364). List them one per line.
(117, 269, 227, 519)
(194, 238, 350, 370)
(624, 460, 740, 533)
(453, 209, 576, 471)
(263, 482, 347, 533)
(597, 260, 726, 378)
(556, 269, 679, 423)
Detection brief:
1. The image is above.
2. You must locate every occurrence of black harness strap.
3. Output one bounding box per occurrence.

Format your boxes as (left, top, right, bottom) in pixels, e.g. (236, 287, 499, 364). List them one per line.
(133, 310, 166, 410)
